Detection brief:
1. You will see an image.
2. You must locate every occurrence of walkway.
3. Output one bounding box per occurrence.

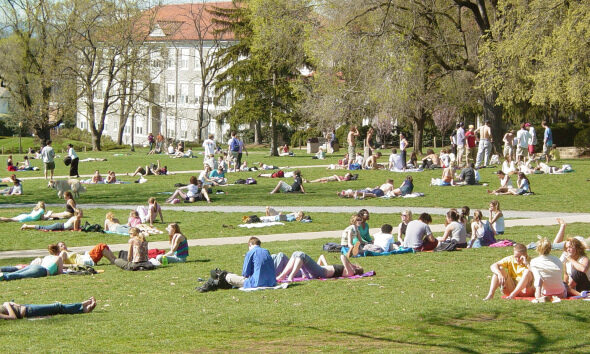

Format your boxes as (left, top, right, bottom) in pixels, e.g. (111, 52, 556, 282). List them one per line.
(2, 214, 589, 260)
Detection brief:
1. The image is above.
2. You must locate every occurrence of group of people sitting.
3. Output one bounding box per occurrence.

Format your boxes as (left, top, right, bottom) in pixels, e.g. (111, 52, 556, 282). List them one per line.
(6, 155, 38, 172)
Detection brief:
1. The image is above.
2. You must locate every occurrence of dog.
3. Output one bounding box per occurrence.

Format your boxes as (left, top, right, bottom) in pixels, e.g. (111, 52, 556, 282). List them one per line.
(48, 179, 86, 199)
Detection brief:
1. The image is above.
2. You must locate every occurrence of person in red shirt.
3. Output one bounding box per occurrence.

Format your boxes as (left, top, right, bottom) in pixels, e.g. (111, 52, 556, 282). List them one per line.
(465, 125, 477, 165)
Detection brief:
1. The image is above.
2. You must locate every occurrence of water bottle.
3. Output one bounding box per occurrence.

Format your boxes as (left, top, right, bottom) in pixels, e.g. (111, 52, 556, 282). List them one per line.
(161, 256, 168, 266)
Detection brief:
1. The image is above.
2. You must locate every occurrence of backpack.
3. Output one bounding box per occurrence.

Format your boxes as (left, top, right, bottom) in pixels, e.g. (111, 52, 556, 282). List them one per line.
(81, 221, 104, 233)
(323, 242, 343, 252)
(64, 156, 72, 166)
(235, 179, 247, 184)
(271, 170, 284, 178)
(435, 240, 458, 252)
(230, 138, 240, 152)
(245, 177, 257, 185)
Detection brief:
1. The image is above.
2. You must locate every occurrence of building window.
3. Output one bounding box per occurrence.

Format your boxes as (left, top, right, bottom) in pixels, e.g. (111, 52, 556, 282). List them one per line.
(136, 126, 143, 135)
(124, 125, 130, 134)
(180, 48, 189, 70)
(180, 84, 189, 104)
(167, 48, 176, 69)
(167, 83, 175, 103)
(95, 80, 103, 100)
(194, 85, 201, 104)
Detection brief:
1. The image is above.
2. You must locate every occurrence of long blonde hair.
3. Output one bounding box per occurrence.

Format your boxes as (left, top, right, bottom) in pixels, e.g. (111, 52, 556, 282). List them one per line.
(35, 201, 46, 211)
(129, 227, 146, 242)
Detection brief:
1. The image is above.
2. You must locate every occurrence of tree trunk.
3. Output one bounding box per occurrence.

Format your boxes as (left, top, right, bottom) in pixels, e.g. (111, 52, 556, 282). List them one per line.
(270, 118, 278, 156)
(412, 108, 426, 154)
(34, 125, 52, 143)
(91, 131, 102, 151)
(254, 120, 262, 144)
(483, 90, 504, 151)
(197, 86, 206, 143)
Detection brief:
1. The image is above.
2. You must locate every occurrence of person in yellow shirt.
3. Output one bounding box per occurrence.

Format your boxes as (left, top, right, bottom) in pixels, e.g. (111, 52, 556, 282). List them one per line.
(483, 243, 534, 300)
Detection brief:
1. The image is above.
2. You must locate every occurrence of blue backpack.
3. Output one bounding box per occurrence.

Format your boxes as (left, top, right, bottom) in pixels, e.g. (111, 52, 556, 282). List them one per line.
(230, 138, 240, 152)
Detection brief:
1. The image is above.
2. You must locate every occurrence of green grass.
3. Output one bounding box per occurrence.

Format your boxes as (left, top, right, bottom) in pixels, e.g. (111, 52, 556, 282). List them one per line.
(1, 223, 590, 352)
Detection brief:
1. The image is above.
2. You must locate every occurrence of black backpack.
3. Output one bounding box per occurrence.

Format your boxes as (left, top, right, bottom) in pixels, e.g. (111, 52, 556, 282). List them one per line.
(435, 240, 458, 252)
(81, 221, 104, 233)
(196, 268, 233, 292)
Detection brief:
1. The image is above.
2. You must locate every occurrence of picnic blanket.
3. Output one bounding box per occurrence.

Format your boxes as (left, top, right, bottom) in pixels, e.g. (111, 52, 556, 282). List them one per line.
(501, 295, 588, 302)
(380, 192, 425, 199)
(340, 246, 414, 257)
(489, 240, 515, 247)
(239, 283, 290, 292)
(278, 270, 376, 283)
(238, 222, 284, 228)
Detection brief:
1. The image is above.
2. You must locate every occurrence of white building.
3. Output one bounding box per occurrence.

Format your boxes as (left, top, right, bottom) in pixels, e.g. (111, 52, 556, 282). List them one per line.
(76, 2, 235, 145)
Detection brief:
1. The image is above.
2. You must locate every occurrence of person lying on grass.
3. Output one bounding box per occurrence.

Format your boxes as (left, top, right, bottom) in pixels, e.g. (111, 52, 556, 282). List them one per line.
(166, 176, 211, 204)
(384, 176, 414, 197)
(54, 241, 116, 266)
(276, 252, 363, 282)
(0, 297, 96, 320)
(0, 244, 64, 281)
(338, 179, 394, 199)
(306, 173, 353, 183)
(131, 160, 168, 176)
(483, 243, 534, 300)
(22, 209, 83, 232)
(0, 174, 22, 196)
(270, 170, 305, 194)
(155, 223, 189, 264)
(0, 201, 45, 222)
(104, 211, 133, 234)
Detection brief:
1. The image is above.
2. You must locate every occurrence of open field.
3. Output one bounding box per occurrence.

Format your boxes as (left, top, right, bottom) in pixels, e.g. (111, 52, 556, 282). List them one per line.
(1, 150, 589, 352)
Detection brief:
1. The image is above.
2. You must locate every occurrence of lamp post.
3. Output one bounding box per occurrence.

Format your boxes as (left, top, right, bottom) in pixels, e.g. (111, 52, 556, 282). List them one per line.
(18, 122, 22, 154)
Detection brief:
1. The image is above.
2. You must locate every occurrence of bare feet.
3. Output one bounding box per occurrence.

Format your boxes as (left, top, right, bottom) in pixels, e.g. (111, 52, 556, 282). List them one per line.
(21, 224, 28, 230)
(483, 295, 493, 301)
(82, 297, 97, 313)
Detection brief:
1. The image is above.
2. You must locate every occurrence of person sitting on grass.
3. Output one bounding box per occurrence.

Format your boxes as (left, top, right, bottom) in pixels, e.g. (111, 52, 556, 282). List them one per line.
(457, 163, 478, 185)
(483, 243, 534, 300)
(166, 176, 211, 204)
(156, 223, 189, 264)
(0, 297, 96, 320)
(402, 212, 438, 251)
(278, 144, 292, 157)
(21, 209, 83, 232)
(530, 237, 567, 301)
(114, 227, 154, 271)
(372, 224, 397, 253)
(386, 176, 414, 197)
(307, 173, 353, 183)
(487, 170, 514, 195)
(495, 172, 532, 196)
(276, 252, 364, 282)
(104, 212, 133, 234)
(91, 170, 103, 183)
(437, 210, 468, 248)
(0, 201, 45, 222)
(44, 191, 77, 220)
(105, 171, 117, 184)
(364, 151, 383, 170)
(431, 164, 455, 186)
(397, 209, 413, 244)
(55, 241, 116, 266)
(0, 244, 64, 281)
(17, 156, 36, 171)
(340, 214, 363, 249)
(488, 200, 505, 235)
(561, 238, 590, 296)
(421, 149, 440, 169)
(137, 197, 164, 227)
(0, 175, 22, 196)
(388, 148, 405, 171)
(270, 170, 304, 194)
(208, 166, 227, 186)
(223, 237, 277, 288)
(467, 210, 496, 248)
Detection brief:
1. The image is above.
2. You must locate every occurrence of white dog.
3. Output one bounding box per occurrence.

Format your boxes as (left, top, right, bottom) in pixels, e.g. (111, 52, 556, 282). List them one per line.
(48, 179, 86, 199)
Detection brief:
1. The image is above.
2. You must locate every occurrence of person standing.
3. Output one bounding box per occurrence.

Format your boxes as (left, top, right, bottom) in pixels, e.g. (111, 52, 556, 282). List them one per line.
(147, 133, 155, 153)
(456, 123, 465, 167)
(227, 131, 240, 172)
(347, 126, 359, 169)
(237, 134, 248, 169)
(40, 140, 55, 180)
(399, 133, 409, 169)
(515, 123, 530, 163)
(475, 121, 492, 168)
(67, 144, 80, 178)
(156, 132, 164, 153)
(526, 123, 537, 160)
(502, 130, 515, 161)
(202, 134, 217, 168)
(364, 127, 374, 162)
(542, 120, 553, 163)
(465, 125, 476, 165)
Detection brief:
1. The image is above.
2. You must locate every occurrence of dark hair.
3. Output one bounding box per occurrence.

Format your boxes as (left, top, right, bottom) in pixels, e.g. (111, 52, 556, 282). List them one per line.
(446, 210, 459, 222)
(293, 169, 301, 177)
(418, 213, 432, 223)
(48, 243, 60, 255)
(391, 148, 397, 154)
(461, 206, 470, 216)
(248, 236, 261, 246)
(68, 143, 73, 148)
(497, 170, 505, 176)
(189, 176, 198, 185)
(381, 224, 393, 234)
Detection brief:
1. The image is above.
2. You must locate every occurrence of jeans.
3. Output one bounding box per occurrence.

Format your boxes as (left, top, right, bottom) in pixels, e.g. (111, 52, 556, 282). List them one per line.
(25, 302, 84, 317)
(114, 259, 154, 271)
(35, 223, 65, 231)
(272, 252, 289, 276)
(475, 139, 491, 167)
(291, 251, 327, 279)
(69, 157, 79, 177)
(115, 225, 131, 234)
(1, 265, 48, 281)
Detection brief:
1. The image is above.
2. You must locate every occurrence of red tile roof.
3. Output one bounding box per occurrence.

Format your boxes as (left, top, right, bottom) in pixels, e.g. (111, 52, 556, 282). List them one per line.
(144, 2, 236, 42)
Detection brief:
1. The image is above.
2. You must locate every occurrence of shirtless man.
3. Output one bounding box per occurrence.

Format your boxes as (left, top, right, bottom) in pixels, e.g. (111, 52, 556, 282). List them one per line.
(475, 120, 492, 168)
(364, 152, 382, 170)
(502, 130, 515, 161)
(347, 126, 360, 169)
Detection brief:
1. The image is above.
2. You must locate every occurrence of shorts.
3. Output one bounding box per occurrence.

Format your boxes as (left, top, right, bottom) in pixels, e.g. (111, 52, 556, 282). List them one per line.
(278, 181, 293, 193)
(89, 243, 110, 264)
(528, 145, 535, 154)
(516, 146, 526, 156)
(543, 143, 550, 154)
(348, 145, 356, 161)
(371, 188, 384, 197)
(231, 152, 239, 161)
(45, 161, 55, 170)
(503, 145, 513, 157)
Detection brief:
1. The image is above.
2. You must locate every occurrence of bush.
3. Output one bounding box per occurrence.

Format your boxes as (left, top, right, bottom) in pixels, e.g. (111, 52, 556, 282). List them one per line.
(550, 122, 590, 147)
(58, 128, 123, 150)
(574, 128, 590, 148)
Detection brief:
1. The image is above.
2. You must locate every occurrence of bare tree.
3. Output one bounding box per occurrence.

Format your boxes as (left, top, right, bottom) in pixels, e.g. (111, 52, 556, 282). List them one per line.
(432, 104, 457, 146)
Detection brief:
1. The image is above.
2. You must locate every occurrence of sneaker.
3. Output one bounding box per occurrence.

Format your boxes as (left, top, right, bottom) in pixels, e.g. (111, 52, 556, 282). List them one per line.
(580, 290, 589, 298)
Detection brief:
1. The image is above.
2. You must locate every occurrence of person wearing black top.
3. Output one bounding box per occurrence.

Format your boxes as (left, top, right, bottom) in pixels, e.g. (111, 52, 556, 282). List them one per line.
(270, 170, 306, 194)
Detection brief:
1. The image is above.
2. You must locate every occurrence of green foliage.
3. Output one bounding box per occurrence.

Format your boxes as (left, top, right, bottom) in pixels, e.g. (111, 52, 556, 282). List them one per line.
(59, 128, 123, 150)
(550, 122, 590, 147)
(574, 128, 590, 148)
(290, 127, 321, 147)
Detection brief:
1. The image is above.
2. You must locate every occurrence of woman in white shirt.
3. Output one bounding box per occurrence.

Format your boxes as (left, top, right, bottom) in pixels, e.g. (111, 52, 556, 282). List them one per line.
(530, 237, 567, 301)
(166, 176, 210, 203)
(68, 144, 79, 178)
(438, 210, 467, 248)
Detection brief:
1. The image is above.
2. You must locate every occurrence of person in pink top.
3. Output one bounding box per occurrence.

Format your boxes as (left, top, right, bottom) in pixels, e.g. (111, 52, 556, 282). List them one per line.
(127, 211, 142, 227)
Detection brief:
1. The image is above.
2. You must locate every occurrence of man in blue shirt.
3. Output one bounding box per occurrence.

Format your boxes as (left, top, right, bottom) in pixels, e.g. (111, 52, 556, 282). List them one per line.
(542, 120, 553, 163)
(225, 237, 277, 289)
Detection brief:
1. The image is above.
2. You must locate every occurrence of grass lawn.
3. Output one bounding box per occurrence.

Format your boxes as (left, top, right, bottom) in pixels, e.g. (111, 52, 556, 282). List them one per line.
(1, 223, 590, 352)
(1, 148, 588, 213)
